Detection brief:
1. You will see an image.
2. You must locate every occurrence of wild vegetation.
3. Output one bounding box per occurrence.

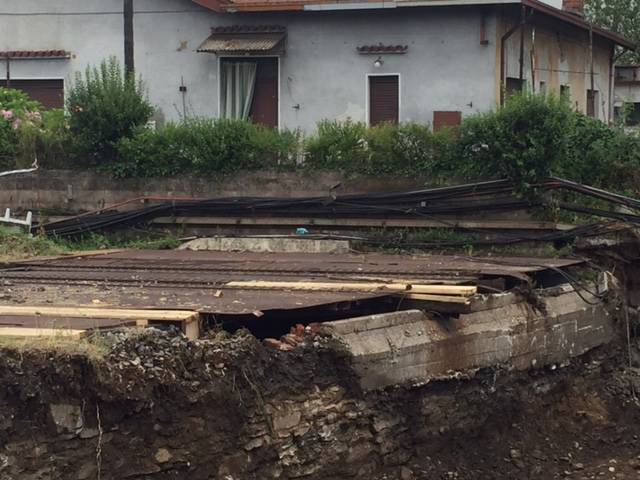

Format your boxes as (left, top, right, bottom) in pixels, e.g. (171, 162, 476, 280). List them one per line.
(0, 225, 181, 262)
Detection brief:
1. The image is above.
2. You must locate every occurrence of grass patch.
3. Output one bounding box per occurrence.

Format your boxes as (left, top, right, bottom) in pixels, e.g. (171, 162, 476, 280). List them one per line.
(0, 225, 68, 261)
(0, 227, 183, 262)
(0, 332, 113, 360)
(355, 227, 575, 257)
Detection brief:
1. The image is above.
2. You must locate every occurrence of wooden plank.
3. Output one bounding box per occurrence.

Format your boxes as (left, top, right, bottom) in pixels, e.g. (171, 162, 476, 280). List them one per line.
(184, 318, 200, 341)
(0, 328, 86, 338)
(0, 306, 199, 322)
(224, 280, 476, 296)
(0, 249, 126, 267)
(400, 293, 472, 305)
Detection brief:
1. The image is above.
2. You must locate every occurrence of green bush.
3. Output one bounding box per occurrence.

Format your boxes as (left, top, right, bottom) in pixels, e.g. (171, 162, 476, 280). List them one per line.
(0, 119, 16, 169)
(305, 120, 369, 170)
(114, 118, 300, 178)
(451, 92, 574, 194)
(304, 120, 454, 178)
(366, 123, 454, 177)
(67, 57, 153, 165)
(0, 87, 41, 116)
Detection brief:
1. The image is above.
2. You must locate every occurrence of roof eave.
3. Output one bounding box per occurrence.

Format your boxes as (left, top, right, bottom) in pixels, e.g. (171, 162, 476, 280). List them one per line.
(191, 0, 638, 49)
(521, 0, 636, 50)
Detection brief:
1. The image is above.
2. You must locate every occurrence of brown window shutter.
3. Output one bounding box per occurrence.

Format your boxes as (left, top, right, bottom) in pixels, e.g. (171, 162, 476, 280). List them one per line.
(369, 75, 399, 126)
(0, 79, 64, 109)
(433, 111, 462, 132)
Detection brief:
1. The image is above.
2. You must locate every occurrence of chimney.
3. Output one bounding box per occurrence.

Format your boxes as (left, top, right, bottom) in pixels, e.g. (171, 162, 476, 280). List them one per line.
(562, 0, 584, 17)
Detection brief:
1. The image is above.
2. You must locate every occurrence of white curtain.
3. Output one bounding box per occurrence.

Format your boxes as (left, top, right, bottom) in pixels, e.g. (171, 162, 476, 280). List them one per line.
(221, 61, 258, 120)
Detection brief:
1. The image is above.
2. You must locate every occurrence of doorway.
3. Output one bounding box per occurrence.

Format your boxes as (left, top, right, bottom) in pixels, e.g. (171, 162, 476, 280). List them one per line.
(220, 57, 278, 128)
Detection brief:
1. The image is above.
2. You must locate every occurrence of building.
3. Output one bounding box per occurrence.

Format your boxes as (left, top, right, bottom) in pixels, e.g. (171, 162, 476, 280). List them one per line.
(614, 65, 640, 126)
(0, 0, 634, 131)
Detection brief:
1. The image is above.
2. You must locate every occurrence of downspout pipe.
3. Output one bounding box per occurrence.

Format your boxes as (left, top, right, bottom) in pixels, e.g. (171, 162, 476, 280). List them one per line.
(4, 54, 10, 88)
(500, 5, 529, 105)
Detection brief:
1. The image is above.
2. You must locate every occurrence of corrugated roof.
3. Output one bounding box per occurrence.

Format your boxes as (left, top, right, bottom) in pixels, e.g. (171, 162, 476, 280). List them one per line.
(0, 50, 71, 59)
(197, 28, 286, 53)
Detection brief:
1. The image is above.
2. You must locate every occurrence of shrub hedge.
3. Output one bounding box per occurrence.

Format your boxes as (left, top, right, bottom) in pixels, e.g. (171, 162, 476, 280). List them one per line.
(114, 119, 300, 178)
(2, 74, 640, 198)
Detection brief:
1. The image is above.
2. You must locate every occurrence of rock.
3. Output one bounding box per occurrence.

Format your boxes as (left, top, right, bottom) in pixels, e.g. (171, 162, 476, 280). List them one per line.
(154, 448, 173, 464)
(400, 466, 414, 479)
(49, 404, 83, 435)
(77, 462, 97, 480)
(244, 437, 264, 451)
(273, 410, 302, 432)
(79, 427, 100, 439)
(573, 462, 585, 470)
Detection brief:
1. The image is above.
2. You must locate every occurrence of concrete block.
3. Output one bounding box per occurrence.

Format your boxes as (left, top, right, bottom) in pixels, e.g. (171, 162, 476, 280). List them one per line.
(326, 287, 617, 390)
(179, 236, 351, 254)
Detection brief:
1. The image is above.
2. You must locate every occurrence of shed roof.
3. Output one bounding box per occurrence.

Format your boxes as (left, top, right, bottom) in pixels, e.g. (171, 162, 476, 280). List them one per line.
(192, 0, 636, 50)
(197, 26, 286, 54)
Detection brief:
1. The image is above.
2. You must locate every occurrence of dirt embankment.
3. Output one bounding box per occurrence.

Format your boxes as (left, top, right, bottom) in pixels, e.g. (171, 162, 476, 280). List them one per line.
(0, 329, 639, 480)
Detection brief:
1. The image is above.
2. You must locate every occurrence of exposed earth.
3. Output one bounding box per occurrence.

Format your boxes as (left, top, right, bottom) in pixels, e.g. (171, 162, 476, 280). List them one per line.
(0, 326, 639, 480)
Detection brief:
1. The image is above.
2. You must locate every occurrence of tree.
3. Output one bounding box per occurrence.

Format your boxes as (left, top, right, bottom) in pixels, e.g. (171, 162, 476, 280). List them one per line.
(585, 0, 640, 64)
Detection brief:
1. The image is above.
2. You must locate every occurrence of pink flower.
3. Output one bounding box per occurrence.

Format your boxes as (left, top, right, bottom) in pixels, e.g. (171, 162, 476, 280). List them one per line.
(11, 118, 22, 130)
(1, 109, 13, 121)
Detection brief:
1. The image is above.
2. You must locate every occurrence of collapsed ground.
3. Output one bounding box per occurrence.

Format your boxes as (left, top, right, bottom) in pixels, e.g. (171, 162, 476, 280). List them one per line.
(0, 329, 639, 480)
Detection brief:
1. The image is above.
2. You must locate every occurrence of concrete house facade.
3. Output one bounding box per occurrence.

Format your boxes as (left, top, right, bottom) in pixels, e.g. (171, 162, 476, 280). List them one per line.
(0, 0, 633, 132)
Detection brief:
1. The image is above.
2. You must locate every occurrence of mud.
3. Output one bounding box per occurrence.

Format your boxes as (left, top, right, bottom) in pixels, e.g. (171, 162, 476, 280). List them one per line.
(0, 326, 639, 480)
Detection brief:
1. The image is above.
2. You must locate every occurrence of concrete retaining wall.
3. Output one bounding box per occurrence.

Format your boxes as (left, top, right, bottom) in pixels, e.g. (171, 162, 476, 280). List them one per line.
(326, 287, 615, 390)
(0, 169, 426, 214)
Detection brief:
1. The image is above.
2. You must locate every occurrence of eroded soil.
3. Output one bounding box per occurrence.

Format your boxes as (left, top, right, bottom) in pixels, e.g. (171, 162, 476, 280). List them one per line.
(0, 328, 639, 480)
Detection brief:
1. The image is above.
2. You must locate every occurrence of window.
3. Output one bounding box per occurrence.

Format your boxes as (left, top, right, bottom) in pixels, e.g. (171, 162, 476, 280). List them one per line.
(587, 89, 598, 118)
(369, 75, 399, 125)
(505, 77, 524, 98)
(616, 102, 640, 126)
(0, 79, 64, 109)
(560, 85, 571, 100)
(220, 57, 278, 128)
(539, 81, 547, 94)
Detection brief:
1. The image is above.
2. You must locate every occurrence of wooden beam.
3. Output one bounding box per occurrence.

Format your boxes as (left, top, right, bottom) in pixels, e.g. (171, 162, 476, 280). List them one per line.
(400, 293, 472, 305)
(0, 327, 86, 338)
(0, 249, 126, 267)
(224, 280, 476, 296)
(0, 306, 199, 322)
(124, 0, 134, 74)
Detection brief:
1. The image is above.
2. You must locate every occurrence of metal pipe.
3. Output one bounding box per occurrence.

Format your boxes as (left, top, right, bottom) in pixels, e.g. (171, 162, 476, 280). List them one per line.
(4, 54, 10, 88)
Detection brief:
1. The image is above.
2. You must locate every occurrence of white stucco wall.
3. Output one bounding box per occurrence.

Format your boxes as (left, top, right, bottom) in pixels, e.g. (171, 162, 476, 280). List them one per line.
(2, 0, 498, 131)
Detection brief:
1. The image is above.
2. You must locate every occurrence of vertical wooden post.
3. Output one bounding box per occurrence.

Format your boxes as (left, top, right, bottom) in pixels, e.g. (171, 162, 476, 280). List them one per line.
(124, 0, 135, 74)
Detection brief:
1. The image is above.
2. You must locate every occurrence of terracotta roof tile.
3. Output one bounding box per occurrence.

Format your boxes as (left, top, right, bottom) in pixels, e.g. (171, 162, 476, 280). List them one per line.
(0, 50, 71, 59)
(357, 44, 408, 54)
(210, 25, 286, 34)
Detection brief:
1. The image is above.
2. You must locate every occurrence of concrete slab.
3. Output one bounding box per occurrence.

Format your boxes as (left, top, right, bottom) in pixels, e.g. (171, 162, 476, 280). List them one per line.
(179, 236, 351, 254)
(324, 286, 615, 390)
